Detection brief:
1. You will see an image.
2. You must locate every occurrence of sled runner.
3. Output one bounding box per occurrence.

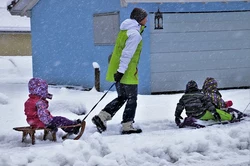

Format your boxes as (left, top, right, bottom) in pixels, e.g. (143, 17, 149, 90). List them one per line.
(13, 121, 86, 145)
(62, 120, 86, 140)
(178, 116, 250, 129)
(204, 118, 245, 126)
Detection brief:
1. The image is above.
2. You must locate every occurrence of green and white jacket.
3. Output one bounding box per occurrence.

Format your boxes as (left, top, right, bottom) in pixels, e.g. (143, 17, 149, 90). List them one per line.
(106, 19, 145, 85)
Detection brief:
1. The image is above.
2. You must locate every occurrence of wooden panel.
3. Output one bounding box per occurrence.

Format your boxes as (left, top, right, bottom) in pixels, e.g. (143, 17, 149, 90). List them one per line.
(0, 33, 31, 56)
(163, 12, 250, 22)
(151, 68, 250, 92)
(151, 31, 250, 43)
(151, 59, 250, 73)
(151, 49, 250, 63)
(150, 12, 250, 32)
(152, 21, 250, 33)
(151, 39, 250, 52)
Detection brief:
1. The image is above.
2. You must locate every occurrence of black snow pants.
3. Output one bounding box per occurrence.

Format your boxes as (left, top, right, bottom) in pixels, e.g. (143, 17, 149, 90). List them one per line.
(103, 82, 138, 123)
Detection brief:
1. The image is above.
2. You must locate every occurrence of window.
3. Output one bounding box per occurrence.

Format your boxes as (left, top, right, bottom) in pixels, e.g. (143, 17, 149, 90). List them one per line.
(93, 12, 120, 45)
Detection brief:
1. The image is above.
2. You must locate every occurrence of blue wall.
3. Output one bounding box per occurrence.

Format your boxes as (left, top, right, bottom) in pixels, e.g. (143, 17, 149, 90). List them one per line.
(31, 0, 250, 94)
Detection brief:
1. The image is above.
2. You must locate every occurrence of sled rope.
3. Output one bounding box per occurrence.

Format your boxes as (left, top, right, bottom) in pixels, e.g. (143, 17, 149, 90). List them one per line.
(243, 102, 250, 113)
(83, 83, 115, 121)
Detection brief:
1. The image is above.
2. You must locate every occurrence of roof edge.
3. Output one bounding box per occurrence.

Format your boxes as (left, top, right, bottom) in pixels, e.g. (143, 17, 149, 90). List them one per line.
(7, 0, 40, 17)
(121, 0, 250, 7)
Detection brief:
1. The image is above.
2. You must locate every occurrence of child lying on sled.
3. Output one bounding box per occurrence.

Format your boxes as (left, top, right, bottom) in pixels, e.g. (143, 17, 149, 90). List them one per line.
(174, 80, 234, 128)
(202, 77, 248, 120)
(24, 77, 82, 134)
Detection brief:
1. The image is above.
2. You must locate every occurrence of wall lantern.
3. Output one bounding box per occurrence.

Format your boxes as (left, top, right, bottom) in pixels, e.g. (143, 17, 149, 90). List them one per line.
(154, 8, 163, 29)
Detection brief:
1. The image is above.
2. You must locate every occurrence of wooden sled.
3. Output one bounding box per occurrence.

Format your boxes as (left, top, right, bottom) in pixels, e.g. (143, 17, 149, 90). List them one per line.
(13, 121, 86, 145)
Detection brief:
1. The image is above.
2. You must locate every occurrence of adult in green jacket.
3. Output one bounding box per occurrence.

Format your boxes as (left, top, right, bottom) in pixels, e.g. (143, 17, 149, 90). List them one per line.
(92, 8, 148, 134)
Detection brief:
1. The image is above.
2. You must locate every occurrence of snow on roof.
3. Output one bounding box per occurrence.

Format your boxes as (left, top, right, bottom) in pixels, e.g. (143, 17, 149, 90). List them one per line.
(0, 8, 30, 31)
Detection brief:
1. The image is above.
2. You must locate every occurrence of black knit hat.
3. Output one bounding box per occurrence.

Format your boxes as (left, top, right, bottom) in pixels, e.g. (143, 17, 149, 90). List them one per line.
(130, 8, 148, 23)
(185, 80, 198, 93)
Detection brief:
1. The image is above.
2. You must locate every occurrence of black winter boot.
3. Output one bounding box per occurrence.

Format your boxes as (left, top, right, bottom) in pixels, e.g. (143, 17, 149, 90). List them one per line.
(92, 111, 112, 133)
(73, 119, 82, 134)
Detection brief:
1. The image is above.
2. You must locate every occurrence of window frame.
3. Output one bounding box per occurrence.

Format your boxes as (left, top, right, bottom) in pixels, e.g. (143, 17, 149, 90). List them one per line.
(93, 11, 120, 46)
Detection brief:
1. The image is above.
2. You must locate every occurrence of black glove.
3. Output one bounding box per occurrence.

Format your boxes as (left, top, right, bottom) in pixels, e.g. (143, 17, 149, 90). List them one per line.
(175, 116, 183, 126)
(114, 71, 124, 82)
(213, 112, 221, 121)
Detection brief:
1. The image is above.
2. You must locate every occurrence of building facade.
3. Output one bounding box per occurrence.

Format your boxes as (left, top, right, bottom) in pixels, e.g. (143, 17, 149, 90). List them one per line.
(8, 0, 250, 94)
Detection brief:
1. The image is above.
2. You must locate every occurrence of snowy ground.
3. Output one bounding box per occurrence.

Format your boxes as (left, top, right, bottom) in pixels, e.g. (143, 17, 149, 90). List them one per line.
(0, 56, 250, 166)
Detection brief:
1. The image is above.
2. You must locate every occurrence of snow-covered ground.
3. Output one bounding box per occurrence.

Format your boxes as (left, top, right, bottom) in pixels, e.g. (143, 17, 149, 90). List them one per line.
(0, 56, 250, 166)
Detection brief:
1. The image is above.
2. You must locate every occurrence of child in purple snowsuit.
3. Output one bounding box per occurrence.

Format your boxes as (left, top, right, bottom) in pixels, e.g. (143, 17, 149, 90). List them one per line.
(202, 77, 249, 120)
(24, 77, 81, 134)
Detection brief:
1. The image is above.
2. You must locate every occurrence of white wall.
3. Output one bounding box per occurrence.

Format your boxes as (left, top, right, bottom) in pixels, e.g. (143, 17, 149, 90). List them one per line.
(0, 8, 30, 31)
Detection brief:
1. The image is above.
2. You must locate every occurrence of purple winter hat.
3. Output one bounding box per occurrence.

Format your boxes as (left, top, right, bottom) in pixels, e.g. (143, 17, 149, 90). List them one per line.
(28, 77, 53, 99)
